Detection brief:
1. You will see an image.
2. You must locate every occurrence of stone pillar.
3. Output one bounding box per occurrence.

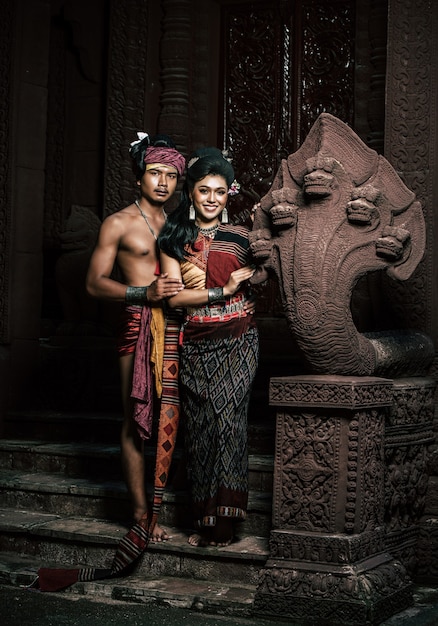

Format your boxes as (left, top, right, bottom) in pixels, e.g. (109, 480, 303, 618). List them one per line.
(158, 0, 193, 157)
(254, 375, 412, 625)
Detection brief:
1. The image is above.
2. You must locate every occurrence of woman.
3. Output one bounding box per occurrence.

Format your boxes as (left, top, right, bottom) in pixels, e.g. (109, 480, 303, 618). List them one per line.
(158, 147, 259, 547)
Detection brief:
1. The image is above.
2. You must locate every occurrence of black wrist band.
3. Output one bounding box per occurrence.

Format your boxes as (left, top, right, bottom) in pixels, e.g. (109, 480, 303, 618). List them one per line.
(208, 287, 224, 303)
(125, 286, 148, 305)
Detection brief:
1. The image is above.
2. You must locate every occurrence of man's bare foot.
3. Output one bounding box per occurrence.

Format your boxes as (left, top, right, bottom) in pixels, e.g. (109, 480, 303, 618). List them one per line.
(150, 524, 170, 542)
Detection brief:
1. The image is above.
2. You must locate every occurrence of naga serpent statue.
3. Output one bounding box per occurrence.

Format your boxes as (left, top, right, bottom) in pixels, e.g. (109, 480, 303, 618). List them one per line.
(250, 113, 434, 377)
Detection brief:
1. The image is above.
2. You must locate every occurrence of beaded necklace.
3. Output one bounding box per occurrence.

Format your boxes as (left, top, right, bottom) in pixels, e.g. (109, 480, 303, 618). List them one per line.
(197, 222, 219, 238)
(135, 199, 166, 240)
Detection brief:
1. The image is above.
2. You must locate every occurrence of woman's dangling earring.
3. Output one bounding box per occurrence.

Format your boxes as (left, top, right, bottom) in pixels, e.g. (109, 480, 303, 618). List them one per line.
(189, 203, 196, 221)
(221, 206, 229, 224)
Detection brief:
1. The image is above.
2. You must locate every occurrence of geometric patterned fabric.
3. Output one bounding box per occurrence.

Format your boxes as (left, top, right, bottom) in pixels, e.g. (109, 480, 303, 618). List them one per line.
(181, 326, 259, 529)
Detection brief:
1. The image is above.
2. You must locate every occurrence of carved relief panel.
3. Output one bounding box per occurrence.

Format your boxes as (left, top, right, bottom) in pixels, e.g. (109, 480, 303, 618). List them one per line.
(221, 0, 355, 314)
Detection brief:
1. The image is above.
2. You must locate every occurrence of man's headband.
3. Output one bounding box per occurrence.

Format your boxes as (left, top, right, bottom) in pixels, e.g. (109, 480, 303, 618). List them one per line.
(144, 146, 186, 176)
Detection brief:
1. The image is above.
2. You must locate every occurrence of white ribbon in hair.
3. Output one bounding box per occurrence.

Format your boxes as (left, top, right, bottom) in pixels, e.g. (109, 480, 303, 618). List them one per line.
(130, 132, 149, 148)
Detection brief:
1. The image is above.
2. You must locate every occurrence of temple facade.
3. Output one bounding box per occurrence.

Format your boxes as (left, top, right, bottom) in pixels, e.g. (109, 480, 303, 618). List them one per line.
(0, 0, 437, 620)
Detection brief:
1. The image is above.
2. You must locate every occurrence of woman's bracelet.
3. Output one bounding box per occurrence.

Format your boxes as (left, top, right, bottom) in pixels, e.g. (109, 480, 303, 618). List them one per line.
(207, 287, 224, 303)
(125, 285, 149, 305)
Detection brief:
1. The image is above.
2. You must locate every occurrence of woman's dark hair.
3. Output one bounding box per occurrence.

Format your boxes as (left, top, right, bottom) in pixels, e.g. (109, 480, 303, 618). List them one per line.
(158, 147, 235, 260)
(129, 133, 176, 181)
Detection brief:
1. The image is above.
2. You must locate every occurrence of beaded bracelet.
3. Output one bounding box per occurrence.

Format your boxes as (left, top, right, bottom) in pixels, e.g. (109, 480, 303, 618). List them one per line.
(125, 285, 148, 305)
(207, 287, 224, 303)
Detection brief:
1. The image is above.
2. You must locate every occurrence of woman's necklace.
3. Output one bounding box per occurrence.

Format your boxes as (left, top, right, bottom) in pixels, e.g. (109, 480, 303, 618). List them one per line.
(197, 222, 219, 238)
(135, 199, 166, 240)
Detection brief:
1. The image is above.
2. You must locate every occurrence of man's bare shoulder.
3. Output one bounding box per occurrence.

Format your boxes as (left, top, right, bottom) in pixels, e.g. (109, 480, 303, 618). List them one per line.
(105, 204, 137, 222)
(100, 205, 138, 231)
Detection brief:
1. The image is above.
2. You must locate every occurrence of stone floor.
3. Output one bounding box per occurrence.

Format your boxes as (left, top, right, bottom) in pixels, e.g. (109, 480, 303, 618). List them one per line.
(1, 582, 438, 626)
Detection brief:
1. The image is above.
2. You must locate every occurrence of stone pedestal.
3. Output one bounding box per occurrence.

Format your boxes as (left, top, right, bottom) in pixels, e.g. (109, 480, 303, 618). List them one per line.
(254, 375, 413, 625)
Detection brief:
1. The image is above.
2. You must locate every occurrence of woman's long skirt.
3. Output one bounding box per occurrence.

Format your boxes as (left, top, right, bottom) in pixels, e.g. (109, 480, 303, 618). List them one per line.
(180, 326, 259, 529)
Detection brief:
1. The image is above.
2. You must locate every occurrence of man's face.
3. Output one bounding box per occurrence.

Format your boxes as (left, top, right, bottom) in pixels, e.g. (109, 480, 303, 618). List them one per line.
(139, 165, 178, 204)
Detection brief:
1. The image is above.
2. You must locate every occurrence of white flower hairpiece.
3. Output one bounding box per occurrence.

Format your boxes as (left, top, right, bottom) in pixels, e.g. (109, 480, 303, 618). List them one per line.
(228, 179, 240, 196)
(187, 156, 200, 168)
(129, 132, 149, 148)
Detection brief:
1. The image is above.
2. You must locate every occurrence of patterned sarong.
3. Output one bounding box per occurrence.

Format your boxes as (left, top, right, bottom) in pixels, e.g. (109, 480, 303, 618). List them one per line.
(181, 327, 259, 529)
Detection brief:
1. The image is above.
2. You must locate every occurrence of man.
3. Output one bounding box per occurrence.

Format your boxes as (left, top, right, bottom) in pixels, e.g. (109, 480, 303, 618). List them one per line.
(86, 133, 185, 541)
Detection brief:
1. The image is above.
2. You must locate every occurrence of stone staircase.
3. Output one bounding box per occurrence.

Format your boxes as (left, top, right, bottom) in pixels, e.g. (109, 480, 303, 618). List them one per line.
(0, 409, 275, 617)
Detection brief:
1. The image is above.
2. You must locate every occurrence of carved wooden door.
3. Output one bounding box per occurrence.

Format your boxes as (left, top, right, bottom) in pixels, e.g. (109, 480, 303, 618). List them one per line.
(219, 0, 355, 314)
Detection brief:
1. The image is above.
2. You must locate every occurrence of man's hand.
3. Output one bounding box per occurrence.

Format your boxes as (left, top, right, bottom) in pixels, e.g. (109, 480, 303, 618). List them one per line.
(244, 294, 256, 315)
(147, 273, 184, 303)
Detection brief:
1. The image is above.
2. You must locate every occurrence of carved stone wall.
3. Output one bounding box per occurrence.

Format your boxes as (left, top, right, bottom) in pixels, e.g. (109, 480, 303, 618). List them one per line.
(103, 0, 149, 216)
(383, 0, 438, 584)
(384, 0, 436, 340)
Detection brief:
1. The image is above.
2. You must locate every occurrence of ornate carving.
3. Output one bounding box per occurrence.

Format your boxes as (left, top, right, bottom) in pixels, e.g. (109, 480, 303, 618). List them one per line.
(259, 373, 431, 620)
(221, 1, 354, 316)
(417, 519, 438, 582)
(384, 380, 435, 532)
(269, 376, 393, 408)
(158, 0, 192, 158)
(269, 528, 385, 564)
(272, 377, 389, 537)
(358, 409, 385, 532)
(223, 4, 283, 211)
(103, 0, 148, 216)
(274, 411, 340, 532)
(300, 0, 355, 141)
(384, 0, 434, 336)
(250, 113, 432, 376)
(255, 560, 412, 623)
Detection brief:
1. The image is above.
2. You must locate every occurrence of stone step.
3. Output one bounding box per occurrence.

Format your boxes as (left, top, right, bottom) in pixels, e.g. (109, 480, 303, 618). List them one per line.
(3, 410, 276, 455)
(0, 439, 274, 493)
(0, 550, 258, 617)
(3, 411, 123, 444)
(0, 466, 273, 537)
(0, 508, 269, 594)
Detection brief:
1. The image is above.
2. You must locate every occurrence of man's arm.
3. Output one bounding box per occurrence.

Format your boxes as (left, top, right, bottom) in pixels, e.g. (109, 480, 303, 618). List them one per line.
(86, 216, 128, 301)
(86, 216, 184, 304)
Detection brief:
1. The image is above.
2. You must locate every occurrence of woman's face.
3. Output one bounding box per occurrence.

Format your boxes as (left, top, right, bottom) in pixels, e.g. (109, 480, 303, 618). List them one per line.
(190, 174, 228, 226)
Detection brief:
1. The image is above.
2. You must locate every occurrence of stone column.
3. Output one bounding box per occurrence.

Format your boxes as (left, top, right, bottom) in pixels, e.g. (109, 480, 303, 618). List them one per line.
(254, 375, 412, 625)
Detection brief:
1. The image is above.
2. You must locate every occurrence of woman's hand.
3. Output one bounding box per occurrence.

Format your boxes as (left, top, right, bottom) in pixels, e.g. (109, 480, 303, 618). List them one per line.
(223, 265, 255, 297)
